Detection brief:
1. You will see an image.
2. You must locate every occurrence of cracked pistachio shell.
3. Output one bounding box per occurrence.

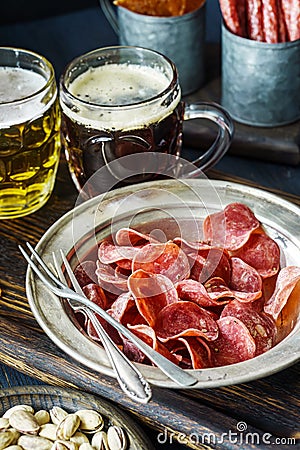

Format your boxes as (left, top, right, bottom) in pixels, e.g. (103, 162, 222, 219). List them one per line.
(9, 410, 40, 435)
(0, 418, 9, 431)
(35, 410, 51, 425)
(75, 410, 104, 433)
(3, 405, 34, 419)
(18, 434, 53, 450)
(70, 431, 89, 445)
(39, 423, 58, 441)
(49, 407, 69, 425)
(107, 426, 128, 450)
(56, 414, 80, 440)
(91, 431, 109, 450)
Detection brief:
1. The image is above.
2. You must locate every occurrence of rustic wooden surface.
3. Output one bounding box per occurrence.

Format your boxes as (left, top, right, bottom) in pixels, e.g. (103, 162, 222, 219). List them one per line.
(0, 159, 300, 449)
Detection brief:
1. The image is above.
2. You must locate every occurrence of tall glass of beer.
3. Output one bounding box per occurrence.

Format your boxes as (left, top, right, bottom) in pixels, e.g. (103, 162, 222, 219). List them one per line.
(60, 46, 233, 193)
(0, 47, 61, 219)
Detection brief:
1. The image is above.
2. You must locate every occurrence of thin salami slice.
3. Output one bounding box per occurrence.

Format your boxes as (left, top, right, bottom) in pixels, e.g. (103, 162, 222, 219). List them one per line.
(211, 316, 256, 367)
(83, 283, 108, 309)
(128, 269, 178, 327)
(230, 257, 262, 294)
(177, 279, 227, 307)
(86, 311, 122, 346)
(204, 277, 234, 301)
(189, 248, 231, 284)
(132, 241, 190, 283)
(233, 232, 280, 279)
(115, 227, 160, 246)
(154, 301, 219, 342)
(264, 266, 300, 320)
(98, 240, 140, 265)
(74, 260, 97, 287)
(109, 292, 144, 326)
(96, 260, 128, 293)
(221, 299, 276, 355)
(203, 203, 260, 251)
(178, 337, 212, 369)
(128, 324, 180, 365)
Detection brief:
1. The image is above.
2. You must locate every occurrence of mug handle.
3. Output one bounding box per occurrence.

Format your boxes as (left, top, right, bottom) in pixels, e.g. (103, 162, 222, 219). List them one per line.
(182, 101, 234, 177)
(100, 0, 119, 34)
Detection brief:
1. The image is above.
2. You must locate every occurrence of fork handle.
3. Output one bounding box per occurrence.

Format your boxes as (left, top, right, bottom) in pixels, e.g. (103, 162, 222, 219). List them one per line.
(65, 289, 197, 387)
(86, 309, 152, 403)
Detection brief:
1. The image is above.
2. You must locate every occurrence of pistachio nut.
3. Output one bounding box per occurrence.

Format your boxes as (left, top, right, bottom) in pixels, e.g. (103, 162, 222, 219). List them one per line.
(52, 440, 78, 450)
(39, 423, 58, 441)
(9, 409, 40, 435)
(35, 409, 51, 425)
(0, 430, 16, 450)
(4, 446, 23, 450)
(56, 414, 80, 440)
(0, 418, 9, 431)
(91, 430, 109, 450)
(79, 443, 95, 450)
(107, 426, 128, 450)
(70, 431, 89, 445)
(18, 434, 53, 450)
(3, 405, 34, 419)
(49, 407, 69, 425)
(75, 410, 104, 433)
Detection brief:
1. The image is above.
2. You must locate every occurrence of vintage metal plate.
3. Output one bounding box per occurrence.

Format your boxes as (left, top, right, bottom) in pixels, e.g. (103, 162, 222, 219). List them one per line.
(26, 179, 300, 388)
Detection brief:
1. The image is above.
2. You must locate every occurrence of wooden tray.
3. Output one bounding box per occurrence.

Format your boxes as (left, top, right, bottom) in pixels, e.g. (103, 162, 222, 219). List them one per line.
(0, 161, 299, 448)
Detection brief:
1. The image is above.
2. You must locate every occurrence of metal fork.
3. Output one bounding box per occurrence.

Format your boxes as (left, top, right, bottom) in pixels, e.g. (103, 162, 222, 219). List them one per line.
(19, 243, 198, 389)
(52, 249, 152, 404)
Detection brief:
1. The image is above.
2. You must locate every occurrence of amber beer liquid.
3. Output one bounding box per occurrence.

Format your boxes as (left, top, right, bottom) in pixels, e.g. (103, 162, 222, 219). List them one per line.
(0, 49, 60, 219)
(60, 57, 183, 191)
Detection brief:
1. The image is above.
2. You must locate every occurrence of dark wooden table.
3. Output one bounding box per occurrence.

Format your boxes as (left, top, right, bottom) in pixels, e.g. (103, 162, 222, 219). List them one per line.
(1, 4, 300, 449)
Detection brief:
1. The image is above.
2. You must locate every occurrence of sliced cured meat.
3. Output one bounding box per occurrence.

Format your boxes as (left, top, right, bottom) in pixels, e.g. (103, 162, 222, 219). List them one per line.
(211, 316, 256, 367)
(86, 311, 122, 346)
(74, 260, 97, 287)
(221, 299, 276, 355)
(204, 277, 234, 301)
(98, 240, 140, 265)
(128, 324, 180, 365)
(115, 227, 160, 246)
(264, 266, 300, 320)
(230, 257, 262, 294)
(96, 260, 128, 293)
(109, 292, 144, 326)
(189, 248, 231, 284)
(173, 237, 211, 253)
(83, 283, 108, 309)
(177, 279, 227, 307)
(203, 203, 260, 251)
(154, 301, 218, 342)
(132, 241, 190, 283)
(234, 232, 280, 278)
(178, 337, 212, 369)
(128, 269, 178, 326)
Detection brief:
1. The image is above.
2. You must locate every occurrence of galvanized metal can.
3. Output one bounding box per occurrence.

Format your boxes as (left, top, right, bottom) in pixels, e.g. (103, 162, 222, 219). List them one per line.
(221, 23, 300, 127)
(100, 0, 206, 96)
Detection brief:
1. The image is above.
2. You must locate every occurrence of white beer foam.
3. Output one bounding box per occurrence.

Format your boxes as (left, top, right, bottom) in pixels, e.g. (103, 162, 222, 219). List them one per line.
(63, 64, 180, 131)
(0, 67, 54, 128)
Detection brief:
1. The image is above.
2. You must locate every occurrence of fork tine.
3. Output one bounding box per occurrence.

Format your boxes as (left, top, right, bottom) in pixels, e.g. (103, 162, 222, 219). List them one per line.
(59, 250, 84, 295)
(25, 242, 65, 289)
(18, 245, 61, 296)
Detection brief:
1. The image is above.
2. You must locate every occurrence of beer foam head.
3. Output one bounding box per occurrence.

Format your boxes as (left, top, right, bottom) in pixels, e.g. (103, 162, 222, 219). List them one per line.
(0, 67, 53, 127)
(62, 63, 180, 131)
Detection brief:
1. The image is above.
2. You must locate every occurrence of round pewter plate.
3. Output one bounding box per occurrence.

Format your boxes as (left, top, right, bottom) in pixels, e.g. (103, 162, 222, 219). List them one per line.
(0, 384, 154, 449)
(26, 179, 300, 389)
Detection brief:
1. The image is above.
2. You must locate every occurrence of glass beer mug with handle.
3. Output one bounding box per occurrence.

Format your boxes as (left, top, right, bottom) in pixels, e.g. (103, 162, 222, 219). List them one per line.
(59, 46, 234, 194)
(0, 47, 61, 219)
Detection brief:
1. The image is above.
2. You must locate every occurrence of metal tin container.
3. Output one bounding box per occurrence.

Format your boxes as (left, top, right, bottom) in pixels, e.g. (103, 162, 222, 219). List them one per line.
(100, 0, 206, 96)
(221, 23, 300, 127)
